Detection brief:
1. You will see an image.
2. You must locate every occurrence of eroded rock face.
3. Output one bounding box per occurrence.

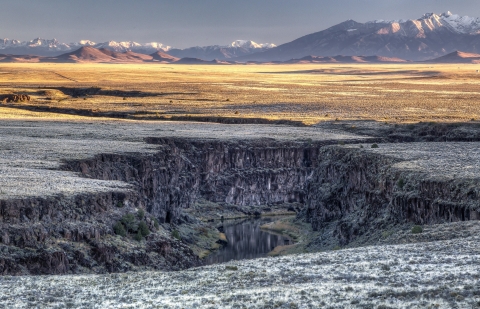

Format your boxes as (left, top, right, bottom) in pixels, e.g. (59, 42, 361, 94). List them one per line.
(0, 189, 199, 275)
(305, 146, 480, 246)
(0, 138, 325, 275)
(67, 138, 323, 225)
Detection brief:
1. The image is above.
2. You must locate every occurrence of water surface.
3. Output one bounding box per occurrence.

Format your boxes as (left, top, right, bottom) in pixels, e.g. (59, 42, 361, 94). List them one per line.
(203, 216, 292, 265)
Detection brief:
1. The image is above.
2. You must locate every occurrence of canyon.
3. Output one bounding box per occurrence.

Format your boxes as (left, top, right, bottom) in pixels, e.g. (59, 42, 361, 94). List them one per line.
(0, 119, 479, 276)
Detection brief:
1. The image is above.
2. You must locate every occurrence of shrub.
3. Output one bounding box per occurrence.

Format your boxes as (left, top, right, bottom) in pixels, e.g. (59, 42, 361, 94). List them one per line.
(172, 230, 181, 240)
(116, 201, 124, 208)
(121, 214, 136, 232)
(113, 222, 127, 237)
(138, 221, 150, 237)
(380, 264, 390, 271)
(371, 143, 379, 148)
(133, 231, 143, 242)
(137, 209, 145, 219)
(381, 230, 395, 238)
(411, 225, 423, 234)
(397, 178, 405, 189)
(153, 218, 159, 229)
(225, 266, 238, 271)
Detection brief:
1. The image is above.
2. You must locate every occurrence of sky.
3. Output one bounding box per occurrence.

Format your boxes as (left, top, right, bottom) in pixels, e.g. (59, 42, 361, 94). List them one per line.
(1, 0, 479, 48)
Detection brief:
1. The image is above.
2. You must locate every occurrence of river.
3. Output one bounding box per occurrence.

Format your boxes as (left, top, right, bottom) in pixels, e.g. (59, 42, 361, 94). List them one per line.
(203, 216, 293, 265)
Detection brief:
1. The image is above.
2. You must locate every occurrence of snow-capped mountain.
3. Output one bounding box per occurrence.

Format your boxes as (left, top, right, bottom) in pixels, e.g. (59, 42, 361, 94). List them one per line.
(91, 41, 171, 53)
(167, 40, 276, 60)
(0, 37, 272, 59)
(440, 11, 480, 34)
(364, 12, 480, 38)
(0, 38, 171, 56)
(239, 12, 480, 61)
(229, 40, 276, 49)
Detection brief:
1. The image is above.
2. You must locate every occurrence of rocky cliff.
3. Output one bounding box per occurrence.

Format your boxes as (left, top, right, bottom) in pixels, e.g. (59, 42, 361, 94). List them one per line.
(0, 137, 331, 275)
(65, 138, 326, 225)
(305, 144, 480, 247)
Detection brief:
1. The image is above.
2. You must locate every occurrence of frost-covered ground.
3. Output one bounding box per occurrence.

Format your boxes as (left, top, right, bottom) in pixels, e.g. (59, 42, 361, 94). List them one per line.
(1, 235, 479, 309)
(0, 119, 368, 198)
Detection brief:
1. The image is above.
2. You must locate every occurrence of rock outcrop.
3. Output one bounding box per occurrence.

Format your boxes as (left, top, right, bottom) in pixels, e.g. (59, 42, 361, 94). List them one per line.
(0, 94, 30, 103)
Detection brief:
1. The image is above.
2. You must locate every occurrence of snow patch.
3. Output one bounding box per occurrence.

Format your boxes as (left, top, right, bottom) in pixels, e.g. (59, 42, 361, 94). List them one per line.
(367, 12, 480, 35)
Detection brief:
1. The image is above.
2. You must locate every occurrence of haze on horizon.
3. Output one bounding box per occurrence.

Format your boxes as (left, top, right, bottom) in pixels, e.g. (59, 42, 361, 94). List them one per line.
(2, 0, 480, 48)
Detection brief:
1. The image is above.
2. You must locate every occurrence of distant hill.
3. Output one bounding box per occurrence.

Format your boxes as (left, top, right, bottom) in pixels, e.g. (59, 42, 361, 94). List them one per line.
(174, 57, 230, 64)
(97, 49, 154, 62)
(51, 47, 180, 63)
(53, 46, 115, 62)
(150, 51, 179, 63)
(0, 47, 169, 63)
(427, 51, 480, 63)
(0, 47, 205, 63)
(168, 40, 276, 61)
(3, 46, 479, 64)
(236, 12, 480, 61)
(0, 54, 43, 63)
(285, 55, 407, 64)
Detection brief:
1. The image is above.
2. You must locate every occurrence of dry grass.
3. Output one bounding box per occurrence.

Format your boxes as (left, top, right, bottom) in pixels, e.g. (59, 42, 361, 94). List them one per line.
(0, 63, 480, 124)
(261, 219, 301, 241)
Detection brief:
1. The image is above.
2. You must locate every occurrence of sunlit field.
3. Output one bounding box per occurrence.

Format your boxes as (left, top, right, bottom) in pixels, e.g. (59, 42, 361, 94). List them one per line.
(0, 63, 480, 124)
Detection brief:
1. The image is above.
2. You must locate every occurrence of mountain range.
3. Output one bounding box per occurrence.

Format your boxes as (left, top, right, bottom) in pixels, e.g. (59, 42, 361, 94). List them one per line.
(4, 45, 476, 64)
(2, 12, 480, 62)
(167, 40, 276, 60)
(239, 12, 480, 61)
(0, 38, 275, 59)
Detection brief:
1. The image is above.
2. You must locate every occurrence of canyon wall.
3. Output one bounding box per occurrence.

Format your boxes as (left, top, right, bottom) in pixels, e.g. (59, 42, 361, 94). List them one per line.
(305, 146, 480, 246)
(67, 138, 324, 224)
(2, 137, 479, 275)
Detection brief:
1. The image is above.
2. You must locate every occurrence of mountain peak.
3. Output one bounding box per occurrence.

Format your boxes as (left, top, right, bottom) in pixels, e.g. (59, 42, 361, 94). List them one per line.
(364, 12, 480, 35)
(421, 12, 437, 19)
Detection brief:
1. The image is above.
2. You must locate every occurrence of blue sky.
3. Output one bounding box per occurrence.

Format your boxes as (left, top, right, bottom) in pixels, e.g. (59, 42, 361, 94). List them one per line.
(2, 0, 479, 48)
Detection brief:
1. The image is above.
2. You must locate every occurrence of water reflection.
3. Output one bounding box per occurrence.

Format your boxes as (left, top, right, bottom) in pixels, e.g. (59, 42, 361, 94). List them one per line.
(203, 217, 292, 265)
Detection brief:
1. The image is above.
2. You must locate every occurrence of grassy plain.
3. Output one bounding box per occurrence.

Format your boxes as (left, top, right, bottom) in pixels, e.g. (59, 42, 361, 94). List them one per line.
(0, 63, 479, 124)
